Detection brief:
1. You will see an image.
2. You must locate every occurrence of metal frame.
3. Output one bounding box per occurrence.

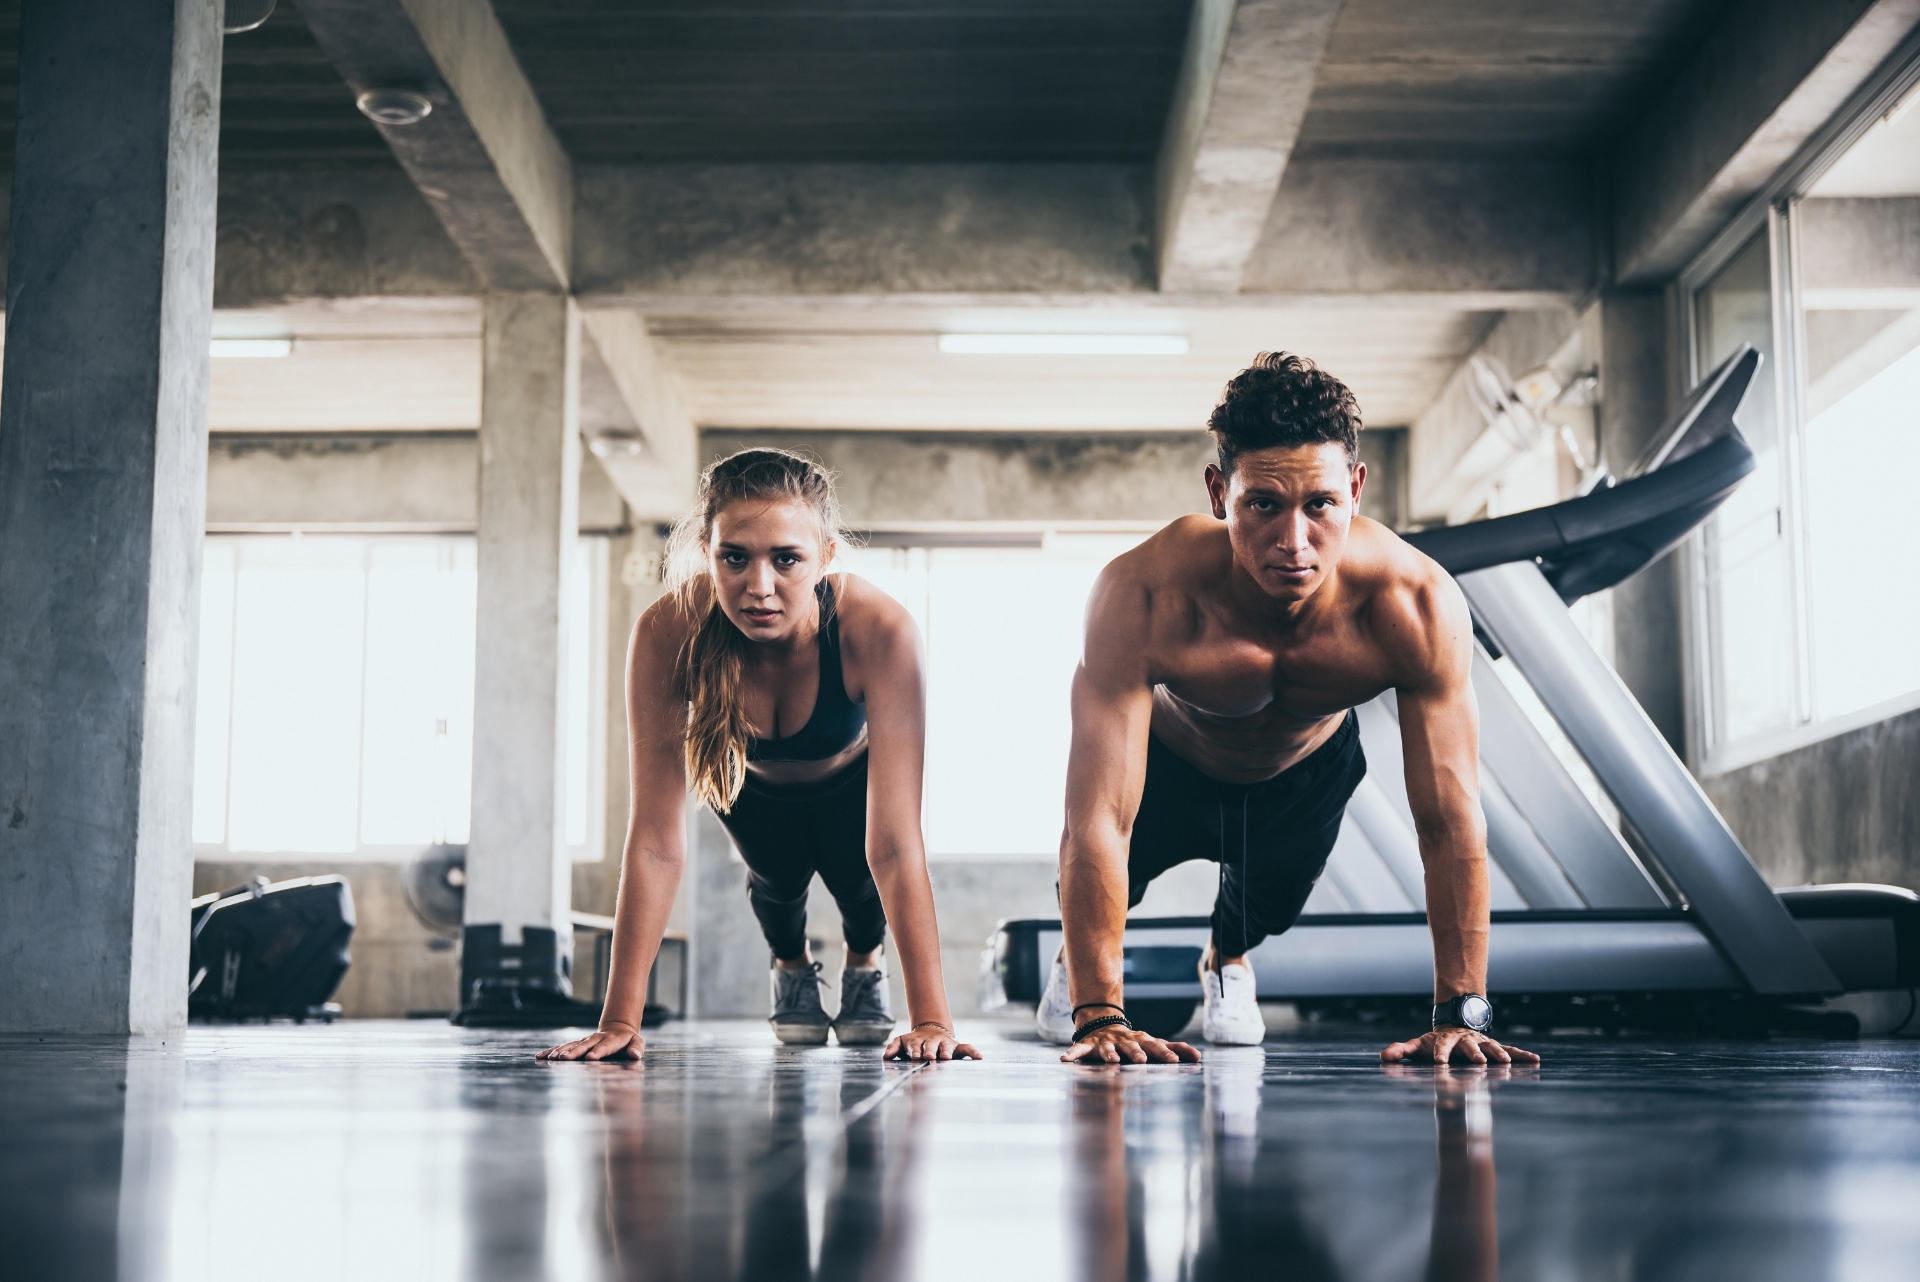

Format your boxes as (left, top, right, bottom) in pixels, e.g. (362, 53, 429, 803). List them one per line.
(1675, 34, 1920, 775)
(1459, 560, 1838, 995)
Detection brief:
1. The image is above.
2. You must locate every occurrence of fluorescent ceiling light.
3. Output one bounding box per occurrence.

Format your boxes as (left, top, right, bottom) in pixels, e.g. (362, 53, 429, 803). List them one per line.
(938, 333, 1188, 356)
(211, 338, 292, 358)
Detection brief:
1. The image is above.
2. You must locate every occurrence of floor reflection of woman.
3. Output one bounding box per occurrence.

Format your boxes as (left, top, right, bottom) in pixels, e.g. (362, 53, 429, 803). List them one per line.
(541, 449, 979, 1062)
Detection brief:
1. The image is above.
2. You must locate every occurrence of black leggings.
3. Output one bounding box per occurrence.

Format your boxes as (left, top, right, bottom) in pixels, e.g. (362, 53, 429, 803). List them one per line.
(713, 753, 887, 962)
(1126, 711, 1366, 956)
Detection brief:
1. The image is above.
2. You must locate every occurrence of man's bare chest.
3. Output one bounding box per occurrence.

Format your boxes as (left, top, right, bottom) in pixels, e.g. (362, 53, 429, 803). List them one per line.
(1154, 631, 1395, 726)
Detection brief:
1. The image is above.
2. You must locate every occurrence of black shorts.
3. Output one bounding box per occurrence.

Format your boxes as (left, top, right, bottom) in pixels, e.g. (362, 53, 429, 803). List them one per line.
(1127, 710, 1366, 956)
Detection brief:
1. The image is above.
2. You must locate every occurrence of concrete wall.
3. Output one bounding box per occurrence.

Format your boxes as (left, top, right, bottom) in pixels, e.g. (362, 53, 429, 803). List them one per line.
(1704, 707, 1920, 892)
(214, 167, 477, 307)
(206, 431, 628, 532)
(575, 163, 1155, 299)
(702, 427, 1408, 530)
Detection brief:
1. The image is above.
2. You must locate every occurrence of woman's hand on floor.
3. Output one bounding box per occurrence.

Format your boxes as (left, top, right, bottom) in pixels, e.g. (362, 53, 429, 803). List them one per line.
(884, 1023, 983, 1062)
(537, 1024, 644, 1062)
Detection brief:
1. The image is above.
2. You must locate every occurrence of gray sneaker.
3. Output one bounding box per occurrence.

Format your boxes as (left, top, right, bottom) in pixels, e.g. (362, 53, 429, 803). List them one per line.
(833, 966, 896, 1046)
(770, 962, 833, 1045)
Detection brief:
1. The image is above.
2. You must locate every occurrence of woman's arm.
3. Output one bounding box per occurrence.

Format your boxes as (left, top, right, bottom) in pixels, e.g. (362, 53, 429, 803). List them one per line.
(839, 576, 980, 1062)
(539, 596, 692, 1062)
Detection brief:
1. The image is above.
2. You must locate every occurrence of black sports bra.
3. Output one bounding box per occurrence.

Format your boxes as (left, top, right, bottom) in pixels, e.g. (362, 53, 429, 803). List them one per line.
(746, 580, 867, 763)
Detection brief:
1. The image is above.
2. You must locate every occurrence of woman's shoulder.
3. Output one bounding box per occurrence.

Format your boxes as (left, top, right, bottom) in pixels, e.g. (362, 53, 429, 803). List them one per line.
(633, 579, 707, 656)
(830, 572, 918, 652)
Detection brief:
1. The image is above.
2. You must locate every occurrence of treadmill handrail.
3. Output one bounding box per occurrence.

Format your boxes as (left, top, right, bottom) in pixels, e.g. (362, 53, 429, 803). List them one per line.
(1403, 431, 1753, 581)
(1459, 560, 1842, 996)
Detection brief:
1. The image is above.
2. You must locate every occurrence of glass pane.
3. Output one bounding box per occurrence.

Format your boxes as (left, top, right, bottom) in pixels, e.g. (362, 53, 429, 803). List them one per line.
(1800, 118, 1920, 716)
(226, 539, 368, 854)
(440, 541, 478, 845)
(922, 535, 1145, 857)
(1693, 229, 1797, 745)
(360, 540, 477, 847)
(192, 540, 238, 845)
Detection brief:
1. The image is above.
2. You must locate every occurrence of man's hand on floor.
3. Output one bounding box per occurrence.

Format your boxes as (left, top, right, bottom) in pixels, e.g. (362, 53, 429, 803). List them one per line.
(1380, 1027, 1540, 1066)
(1062, 1025, 1201, 1065)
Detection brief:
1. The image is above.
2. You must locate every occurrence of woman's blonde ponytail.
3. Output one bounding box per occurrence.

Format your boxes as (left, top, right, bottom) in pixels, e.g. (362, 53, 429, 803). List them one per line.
(665, 449, 847, 812)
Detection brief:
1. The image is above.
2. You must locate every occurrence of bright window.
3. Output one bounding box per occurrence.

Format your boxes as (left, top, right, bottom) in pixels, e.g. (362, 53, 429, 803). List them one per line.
(194, 534, 604, 860)
(1684, 62, 1920, 772)
(839, 533, 1148, 858)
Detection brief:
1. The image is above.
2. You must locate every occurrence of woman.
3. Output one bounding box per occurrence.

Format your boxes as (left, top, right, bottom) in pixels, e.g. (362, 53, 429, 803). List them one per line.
(540, 449, 979, 1063)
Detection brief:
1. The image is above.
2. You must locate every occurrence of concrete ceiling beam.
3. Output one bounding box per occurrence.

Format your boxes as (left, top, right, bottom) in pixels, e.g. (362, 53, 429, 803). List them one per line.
(1154, 0, 1345, 294)
(289, 0, 572, 291)
(573, 158, 1592, 304)
(1610, 0, 1920, 286)
(580, 310, 701, 521)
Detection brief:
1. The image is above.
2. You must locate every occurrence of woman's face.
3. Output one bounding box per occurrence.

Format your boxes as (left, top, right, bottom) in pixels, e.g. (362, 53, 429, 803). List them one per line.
(706, 497, 834, 643)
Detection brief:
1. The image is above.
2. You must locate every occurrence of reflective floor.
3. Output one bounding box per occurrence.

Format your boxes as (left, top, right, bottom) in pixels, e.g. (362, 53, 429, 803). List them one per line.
(6, 1021, 1920, 1281)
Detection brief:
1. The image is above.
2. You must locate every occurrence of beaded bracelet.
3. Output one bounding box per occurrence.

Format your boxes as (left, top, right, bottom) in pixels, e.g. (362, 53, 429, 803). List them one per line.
(1072, 1013, 1133, 1043)
(1072, 1002, 1125, 1020)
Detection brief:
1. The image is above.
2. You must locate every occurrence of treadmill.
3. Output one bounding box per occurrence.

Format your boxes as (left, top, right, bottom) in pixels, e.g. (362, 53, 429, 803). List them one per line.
(980, 346, 1920, 1038)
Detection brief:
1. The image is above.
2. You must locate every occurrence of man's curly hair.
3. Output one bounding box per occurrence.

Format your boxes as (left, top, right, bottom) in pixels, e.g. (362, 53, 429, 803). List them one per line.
(1207, 352, 1362, 473)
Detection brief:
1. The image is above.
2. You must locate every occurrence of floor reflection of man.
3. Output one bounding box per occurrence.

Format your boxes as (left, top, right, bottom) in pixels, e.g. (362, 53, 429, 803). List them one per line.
(1068, 1071, 1141, 1282)
(1386, 1065, 1509, 1282)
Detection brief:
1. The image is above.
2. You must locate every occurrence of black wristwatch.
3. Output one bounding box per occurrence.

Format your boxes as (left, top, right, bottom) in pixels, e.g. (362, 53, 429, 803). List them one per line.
(1432, 994, 1493, 1033)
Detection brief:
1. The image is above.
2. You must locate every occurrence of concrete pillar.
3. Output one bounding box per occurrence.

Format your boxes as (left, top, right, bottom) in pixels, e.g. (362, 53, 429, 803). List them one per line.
(460, 292, 582, 1005)
(1594, 288, 1689, 755)
(0, 0, 222, 1034)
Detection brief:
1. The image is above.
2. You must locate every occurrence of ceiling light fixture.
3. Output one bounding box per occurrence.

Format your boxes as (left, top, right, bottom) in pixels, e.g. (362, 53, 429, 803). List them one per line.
(938, 333, 1189, 356)
(222, 0, 276, 34)
(588, 432, 646, 459)
(210, 338, 293, 358)
(356, 88, 434, 127)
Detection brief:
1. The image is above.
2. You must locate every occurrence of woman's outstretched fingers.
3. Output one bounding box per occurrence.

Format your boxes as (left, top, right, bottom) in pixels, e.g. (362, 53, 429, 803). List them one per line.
(537, 1027, 642, 1062)
(883, 1028, 984, 1062)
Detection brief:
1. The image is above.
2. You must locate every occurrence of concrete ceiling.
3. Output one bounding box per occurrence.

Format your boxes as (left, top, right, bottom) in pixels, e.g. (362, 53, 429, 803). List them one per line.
(14, 0, 1891, 466)
(642, 304, 1490, 431)
(204, 297, 1490, 434)
(489, 0, 1193, 162)
(1296, 0, 1737, 157)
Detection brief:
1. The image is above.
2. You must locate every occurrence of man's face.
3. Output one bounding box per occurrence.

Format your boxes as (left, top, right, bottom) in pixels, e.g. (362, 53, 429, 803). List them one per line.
(1206, 442, 1366, 603)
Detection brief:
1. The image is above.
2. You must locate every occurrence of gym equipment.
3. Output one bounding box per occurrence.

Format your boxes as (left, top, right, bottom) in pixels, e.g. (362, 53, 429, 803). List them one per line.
(189, 875, 354, 1022)
(980, 346, 1920, 1039)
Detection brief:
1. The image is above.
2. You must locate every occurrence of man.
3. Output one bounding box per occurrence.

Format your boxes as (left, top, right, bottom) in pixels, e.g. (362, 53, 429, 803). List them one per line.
(1046, 352, 1538, 1068)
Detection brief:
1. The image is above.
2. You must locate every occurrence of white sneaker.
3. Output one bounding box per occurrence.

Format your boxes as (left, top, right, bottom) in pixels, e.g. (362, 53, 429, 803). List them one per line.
(1201, 961, 1265, 1046)
(1036, 955, 1076, 1045)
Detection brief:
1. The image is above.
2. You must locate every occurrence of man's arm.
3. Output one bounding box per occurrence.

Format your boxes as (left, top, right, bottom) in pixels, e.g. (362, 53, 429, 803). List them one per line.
(1058, 566, 1199, 1065)
(1379, 570, 1538, 1066)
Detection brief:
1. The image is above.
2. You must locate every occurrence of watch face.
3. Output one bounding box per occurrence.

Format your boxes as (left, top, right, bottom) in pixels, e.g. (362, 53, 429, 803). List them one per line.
(1459, 995, 1492, 1030)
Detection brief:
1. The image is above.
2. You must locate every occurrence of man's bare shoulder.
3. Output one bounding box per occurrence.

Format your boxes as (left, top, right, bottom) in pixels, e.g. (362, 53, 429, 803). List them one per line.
(1345, 518, 1471, 686)
(1102, 515, 1227, 594)
(1081, 517, 1224, 672)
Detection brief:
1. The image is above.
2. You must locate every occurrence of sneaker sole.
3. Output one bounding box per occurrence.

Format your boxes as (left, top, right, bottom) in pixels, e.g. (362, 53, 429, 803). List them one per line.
(833, 1022, 895, 1046)
(1203, 1024, 1266, 1046)
(771, 1021, 833, 1046)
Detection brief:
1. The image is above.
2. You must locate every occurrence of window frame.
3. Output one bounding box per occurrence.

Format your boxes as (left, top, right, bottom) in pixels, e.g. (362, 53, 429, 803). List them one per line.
(1677, 37, 1920, 777)
(193, 531, 610, 863)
